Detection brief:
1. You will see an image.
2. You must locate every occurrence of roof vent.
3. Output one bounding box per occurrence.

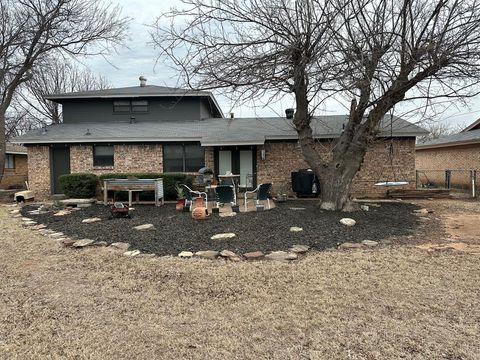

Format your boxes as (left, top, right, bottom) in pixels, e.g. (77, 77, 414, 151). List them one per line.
(139, 76, 147, 87)
(285, 108, 295, 119)
(230, 112, 234, 119)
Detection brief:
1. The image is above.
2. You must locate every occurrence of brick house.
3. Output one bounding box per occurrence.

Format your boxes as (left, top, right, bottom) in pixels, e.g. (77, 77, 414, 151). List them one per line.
(416, 119, 480, 188)
(13, 78, 426, 200)
(1, 143, 28, 190)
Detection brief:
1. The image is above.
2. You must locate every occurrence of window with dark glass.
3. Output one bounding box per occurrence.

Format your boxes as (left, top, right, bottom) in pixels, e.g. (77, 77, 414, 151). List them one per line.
(93, 145, 114, 167)
(5, 154, 14, 169)
(113, 100, 149, 113)
(163, 144, 204, 172)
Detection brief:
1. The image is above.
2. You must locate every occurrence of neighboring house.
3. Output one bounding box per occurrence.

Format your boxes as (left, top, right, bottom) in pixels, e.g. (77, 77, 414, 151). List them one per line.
(13, 78, 427, 200)
(416, 119, 480, 188)
(1, 143, 28, 189)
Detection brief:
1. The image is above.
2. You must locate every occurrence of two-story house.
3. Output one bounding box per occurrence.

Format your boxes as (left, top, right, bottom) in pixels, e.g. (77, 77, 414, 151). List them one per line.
(13, 77, 427, 200)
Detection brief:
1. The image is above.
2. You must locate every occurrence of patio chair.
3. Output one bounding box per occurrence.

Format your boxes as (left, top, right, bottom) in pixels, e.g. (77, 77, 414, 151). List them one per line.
(244, 183, 272, 211)
(181, 184, 208, 211)
(214, 185, 237, 208)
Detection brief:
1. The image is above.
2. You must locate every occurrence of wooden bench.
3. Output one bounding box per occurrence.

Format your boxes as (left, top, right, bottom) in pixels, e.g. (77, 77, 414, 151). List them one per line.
(103, 178, 164, 207)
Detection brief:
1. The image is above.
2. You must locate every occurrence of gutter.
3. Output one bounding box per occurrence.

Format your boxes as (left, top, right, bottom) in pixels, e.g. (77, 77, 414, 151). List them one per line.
(416, 138, 480, 150)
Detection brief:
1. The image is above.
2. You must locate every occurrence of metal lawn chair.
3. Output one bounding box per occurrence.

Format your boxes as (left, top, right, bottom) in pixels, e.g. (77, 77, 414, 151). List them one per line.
(244, 183, 272, 211)
(181, 184, 208, 211)
(214, 185, 236, 208)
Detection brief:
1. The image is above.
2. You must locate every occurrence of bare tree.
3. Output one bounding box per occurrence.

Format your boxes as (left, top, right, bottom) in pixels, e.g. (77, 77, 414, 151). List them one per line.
(0, 0, 129, 182)
(417, 121, 468, 143)
(151, 0, 480, 210)
(18, 58, 111, 124)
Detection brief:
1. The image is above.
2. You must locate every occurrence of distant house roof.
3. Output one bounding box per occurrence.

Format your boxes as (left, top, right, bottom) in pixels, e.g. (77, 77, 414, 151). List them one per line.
(416, 128, 480, 150)
(12, 115, 426, 146)
(461, 117, 480, 132)
(44, 85, 224, 118)
(6, 143, 27, 155)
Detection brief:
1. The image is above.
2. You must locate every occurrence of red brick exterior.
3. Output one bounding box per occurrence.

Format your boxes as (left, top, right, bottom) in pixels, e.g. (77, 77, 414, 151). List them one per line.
(27, 139, 416, 200)
(1, 154, 28, 189)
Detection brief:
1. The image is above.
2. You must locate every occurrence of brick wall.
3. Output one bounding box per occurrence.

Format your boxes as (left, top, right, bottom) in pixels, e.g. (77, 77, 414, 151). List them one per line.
(204, 146, 214, 170)
(1, 154, 28, 189)
(257, 138, 416, 198)
(27, 146, 50, 199)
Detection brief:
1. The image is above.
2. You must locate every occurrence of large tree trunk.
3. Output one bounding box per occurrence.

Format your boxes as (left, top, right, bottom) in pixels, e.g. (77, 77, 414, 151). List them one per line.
(0, 111, 6, 184)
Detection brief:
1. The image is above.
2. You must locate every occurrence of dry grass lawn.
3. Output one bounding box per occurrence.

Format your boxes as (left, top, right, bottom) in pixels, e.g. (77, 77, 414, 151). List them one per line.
(0, 203, 479, 359)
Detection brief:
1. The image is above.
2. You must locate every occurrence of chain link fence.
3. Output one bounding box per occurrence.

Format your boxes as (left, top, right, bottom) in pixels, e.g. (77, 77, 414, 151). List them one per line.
(416, 169, 477, 197)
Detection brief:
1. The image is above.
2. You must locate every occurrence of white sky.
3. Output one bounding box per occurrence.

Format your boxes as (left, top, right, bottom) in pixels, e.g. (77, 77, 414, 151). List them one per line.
(82, 0, 480, 128)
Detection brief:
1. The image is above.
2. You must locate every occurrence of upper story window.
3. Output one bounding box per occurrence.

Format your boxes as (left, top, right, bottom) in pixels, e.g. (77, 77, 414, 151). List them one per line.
(5, 154, 14, 169)
(93, 145, 114, 167)
(113, 100, 149, 113)
(163, 143, 204, 172)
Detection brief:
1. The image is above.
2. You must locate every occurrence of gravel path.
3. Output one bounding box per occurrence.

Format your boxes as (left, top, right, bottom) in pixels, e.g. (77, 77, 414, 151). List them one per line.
(22, 201, 420, 255)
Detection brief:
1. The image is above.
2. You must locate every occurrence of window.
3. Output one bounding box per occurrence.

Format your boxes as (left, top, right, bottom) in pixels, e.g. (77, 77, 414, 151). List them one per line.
(113, 100, 149, 113)
(5, 154, 14, 169)
(93, 145, 114, 167)
(164, 144, 204, 172)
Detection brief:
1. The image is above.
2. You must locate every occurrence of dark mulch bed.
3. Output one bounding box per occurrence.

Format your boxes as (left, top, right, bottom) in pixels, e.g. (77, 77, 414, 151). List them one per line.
(22, 201, 421, 256)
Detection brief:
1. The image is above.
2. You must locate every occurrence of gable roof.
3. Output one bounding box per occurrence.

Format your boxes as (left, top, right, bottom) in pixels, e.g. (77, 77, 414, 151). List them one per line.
(6, 143, 27, 155)
(461, 117, 480, 132)
(12, 115, 426, 146)
(416, 128, 480, 150)
(44, 85, 224, 118)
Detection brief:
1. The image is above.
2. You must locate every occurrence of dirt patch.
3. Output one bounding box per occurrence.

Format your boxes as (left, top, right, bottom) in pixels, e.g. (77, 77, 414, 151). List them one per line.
(21, 201, 421, 255)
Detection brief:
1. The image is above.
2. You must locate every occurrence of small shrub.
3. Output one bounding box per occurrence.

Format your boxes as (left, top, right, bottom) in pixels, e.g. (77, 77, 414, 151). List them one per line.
(98, 173, 194, 200)
(59, 173, 98, 198)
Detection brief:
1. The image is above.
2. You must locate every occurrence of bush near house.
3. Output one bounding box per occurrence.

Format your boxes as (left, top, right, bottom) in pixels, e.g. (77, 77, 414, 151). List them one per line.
(98, 173, 194, 200)
(59, 173, 98, 198)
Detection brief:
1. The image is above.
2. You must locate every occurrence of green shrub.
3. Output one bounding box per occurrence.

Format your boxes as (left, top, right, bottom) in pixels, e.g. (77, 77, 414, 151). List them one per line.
(98, 173, 194, 200)
(59, 173, 98, 198)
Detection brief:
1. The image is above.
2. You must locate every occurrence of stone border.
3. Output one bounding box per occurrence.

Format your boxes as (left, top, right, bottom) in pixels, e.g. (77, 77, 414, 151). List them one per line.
(6, 203, 413, 263)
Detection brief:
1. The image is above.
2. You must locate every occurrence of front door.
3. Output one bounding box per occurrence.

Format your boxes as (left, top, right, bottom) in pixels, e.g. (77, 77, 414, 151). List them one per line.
(50, 146, 71, 194)
(216, 147, 256, 189)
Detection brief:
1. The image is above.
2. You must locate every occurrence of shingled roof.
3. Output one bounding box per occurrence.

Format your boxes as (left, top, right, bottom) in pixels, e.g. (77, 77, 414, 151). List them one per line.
(6, 143, 27, 154)
(12, 115, 427, 146)
(416, 128, 480, 149)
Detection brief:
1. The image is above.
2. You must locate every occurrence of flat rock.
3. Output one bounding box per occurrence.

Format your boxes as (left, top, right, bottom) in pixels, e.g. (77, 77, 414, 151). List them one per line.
(338, 242, 363, 249)
(137, 253, 156, 258)
(340, 218, 356, 226)
(72, 239, 95, 248)
(110, 242, 130, 250)
(124, 250, 141, 257)
(82, 217, 102, 224)
(219, 212, 237, 217)
(243, 251, 264, 260)
(60, 198, 96, 205)
(414, 208, 429, 214)
(219, 250, 238, 258)
(49, 232, 64, 238)
(77, 203, 92, 208)
(362, 240, 379, 247)
(21, 217, 32, 222)
(133, 223, 155, 231)
(10, 209, 20, 215)
(53, 210, 71, 217)
(93, 241, 108, 247)
(178, 251, 194, 258)
(211, 233, 236, 240)
(290, 226, 303, 232)
(360, 205, 369, 211)
(265, 251, 298, 261)
(31, 224, 47, 230)
(62, 239, 77, 247)
(195, 250, 219, 260)
(22, 221, 37, 226)
(289, 207, 306, 211)
(289, 244, 310, 253)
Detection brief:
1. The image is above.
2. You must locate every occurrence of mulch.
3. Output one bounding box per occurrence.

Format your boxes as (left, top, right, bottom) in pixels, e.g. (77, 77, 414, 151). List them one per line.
(22, 201, 421, 256)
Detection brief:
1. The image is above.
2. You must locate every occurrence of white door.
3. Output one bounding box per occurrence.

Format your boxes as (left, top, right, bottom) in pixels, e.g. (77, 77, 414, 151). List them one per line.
(239, 150, 253, 187)
(218, 150, 232, 175)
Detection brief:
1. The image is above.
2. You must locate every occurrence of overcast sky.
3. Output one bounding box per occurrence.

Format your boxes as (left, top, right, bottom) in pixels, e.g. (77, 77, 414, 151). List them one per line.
(82, 0, 480, 128)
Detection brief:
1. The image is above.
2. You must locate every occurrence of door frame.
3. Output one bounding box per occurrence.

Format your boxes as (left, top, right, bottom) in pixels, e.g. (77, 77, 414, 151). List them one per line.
(214, 146, 257, 189)
(50, 144, 71, 194)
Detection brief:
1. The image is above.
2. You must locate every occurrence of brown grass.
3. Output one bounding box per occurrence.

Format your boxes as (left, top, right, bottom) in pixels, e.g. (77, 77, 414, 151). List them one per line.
(0, 203, 479, 359)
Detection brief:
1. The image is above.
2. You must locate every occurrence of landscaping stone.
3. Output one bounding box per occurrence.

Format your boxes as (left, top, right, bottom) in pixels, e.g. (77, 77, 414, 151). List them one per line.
(290, 226, 303, 232)
(22, 221, 37, 226)
(195, 250, 219, 260)
(340, 218, 356, 226)
(265, 251, 298, 261)
(133, 223, 155, 231)
(21, 217, 32, 222)
(31, 224, 47, 230)
(211, 233, 236, 240)
(60, 198, 96, 206)
(362, 240, 379, 247)
(414, 208, 429, 214)
(62, 239, 77, 247)
(178, 251, 194, 258)
(289, 207, 306, 211)
(10, 209, 20, 215)
(12, 214, 22, 218)
(53, 210, 71, 217)
(219, 212, 237, 217)
(289, 244, 310, 254)
(338, 242, 363, 249)
(137, 253, 156, 258)
(82, 217, 102, 224)
(243, 251, 264, 260)
(110, 242, 130, 250)
(49, 232, 64, 238)
(72, 239, 95, 248)
(219, 250, 238, 258)
(93, 241, 108, 247)
(360, 205, 369, 211)
(124, 250, 141, 257)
